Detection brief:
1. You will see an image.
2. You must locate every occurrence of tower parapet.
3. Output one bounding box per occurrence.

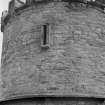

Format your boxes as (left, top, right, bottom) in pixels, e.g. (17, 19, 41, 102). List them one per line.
(1, 0, 105, 32)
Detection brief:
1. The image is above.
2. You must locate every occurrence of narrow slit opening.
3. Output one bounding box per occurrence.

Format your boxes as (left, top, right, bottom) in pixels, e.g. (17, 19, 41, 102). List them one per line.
(43, 25, 47, 45)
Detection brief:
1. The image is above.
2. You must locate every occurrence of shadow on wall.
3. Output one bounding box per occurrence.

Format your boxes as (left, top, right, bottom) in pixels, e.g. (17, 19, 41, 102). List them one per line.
(0, 97, 104, 105)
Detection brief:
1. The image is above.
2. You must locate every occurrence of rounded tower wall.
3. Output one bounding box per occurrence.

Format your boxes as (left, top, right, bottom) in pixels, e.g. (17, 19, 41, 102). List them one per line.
(1, 0, 105, 104)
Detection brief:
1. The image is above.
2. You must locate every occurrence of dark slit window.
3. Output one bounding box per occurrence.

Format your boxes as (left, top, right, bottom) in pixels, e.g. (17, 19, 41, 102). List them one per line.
(43, 25, 47, 45)
(41, 24, 50, 48)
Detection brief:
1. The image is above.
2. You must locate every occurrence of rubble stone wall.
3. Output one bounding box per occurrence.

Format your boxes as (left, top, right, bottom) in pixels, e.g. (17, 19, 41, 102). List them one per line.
(1, 1, 105, 100)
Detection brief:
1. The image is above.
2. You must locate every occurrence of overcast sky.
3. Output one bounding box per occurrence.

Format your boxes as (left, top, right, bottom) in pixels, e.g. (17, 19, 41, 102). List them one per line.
(0, 0, 10, 66)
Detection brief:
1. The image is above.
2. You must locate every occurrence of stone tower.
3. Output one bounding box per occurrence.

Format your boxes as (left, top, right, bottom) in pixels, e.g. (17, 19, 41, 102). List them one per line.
(1, 0, 105, 104)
